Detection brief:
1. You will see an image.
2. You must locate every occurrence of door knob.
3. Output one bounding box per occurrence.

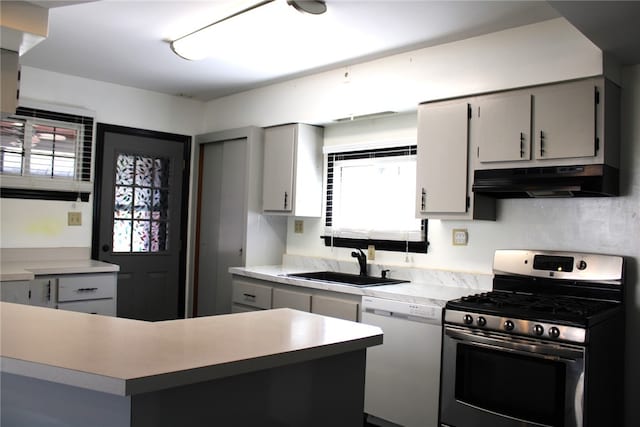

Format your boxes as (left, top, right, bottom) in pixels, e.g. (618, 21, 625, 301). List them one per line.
(102, 244, 110, 252)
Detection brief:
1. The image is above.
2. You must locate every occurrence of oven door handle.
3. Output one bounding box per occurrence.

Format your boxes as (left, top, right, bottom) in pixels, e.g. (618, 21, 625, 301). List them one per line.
(445, 326, 584, 361)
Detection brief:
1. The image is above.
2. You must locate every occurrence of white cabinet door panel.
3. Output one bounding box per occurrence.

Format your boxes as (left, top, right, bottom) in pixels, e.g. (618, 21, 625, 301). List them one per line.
(478, 92, 531, 163)
(312, 295, 359, 322)
(272, 288, 311, 312)
(263, 125, 296, 212)
(534, 79, 597, 160)
(416, 101, 469, 214)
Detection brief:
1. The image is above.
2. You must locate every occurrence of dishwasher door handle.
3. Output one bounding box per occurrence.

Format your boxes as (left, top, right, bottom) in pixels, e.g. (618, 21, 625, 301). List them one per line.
(368, 308, 393, 317)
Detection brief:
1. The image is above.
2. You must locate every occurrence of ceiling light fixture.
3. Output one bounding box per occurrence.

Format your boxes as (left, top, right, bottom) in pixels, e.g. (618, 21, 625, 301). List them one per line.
(170, 0, 327, 61)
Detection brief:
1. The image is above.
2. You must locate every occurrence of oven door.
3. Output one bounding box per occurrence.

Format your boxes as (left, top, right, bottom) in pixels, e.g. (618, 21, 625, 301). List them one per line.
(439, 325, 585, 427)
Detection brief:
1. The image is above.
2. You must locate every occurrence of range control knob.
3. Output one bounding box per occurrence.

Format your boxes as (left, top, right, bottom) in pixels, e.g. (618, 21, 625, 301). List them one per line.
(533, 324, 544, 336)
(477, 316, 487, 327)
(577, 260, 587, 270)
(549, 327, 560, 339)
(504, 320, 515, 331)
(463, 314, 474, 325)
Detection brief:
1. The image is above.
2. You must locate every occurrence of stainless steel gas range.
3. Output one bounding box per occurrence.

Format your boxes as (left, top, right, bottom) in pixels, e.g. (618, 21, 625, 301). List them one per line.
(439, 250, 625, 427)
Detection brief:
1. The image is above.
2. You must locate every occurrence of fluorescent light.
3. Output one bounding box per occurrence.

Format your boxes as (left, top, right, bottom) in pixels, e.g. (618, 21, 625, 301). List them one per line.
(170, 0, 326, 61)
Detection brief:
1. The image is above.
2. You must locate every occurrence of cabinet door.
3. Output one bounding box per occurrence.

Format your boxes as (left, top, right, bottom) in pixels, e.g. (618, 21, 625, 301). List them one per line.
(272, 288, 311, 312)
(263, 125, 296, 212)
(312, 295, 359, 322)
(534, 79, 597, 160)
(416, 101, 469, 214)
(0, 281, 30, 304)
(29, 278, 57, 308)
(478, 92, 531, 163)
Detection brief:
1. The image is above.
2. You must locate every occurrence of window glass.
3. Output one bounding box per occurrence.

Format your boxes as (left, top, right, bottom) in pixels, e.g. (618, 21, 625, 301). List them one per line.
(324, 145, 428, 252)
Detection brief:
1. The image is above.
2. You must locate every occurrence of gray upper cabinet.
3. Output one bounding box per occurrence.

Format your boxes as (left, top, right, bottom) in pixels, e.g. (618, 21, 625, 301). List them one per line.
(533, 79, 597, 160)
(477, 92, 532, 163)
(416, 100, 470, 215)
(475, 77, 613, 169)
(262, 123, 323, 217)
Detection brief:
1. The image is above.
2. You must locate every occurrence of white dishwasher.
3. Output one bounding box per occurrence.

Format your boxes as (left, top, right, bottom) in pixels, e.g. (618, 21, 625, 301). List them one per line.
(361, 296, 442, 427)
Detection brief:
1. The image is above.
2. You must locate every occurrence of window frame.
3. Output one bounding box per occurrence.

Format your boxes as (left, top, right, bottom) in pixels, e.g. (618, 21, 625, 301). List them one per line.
(321, 145, 429, 254)
(0, 106, 94, 202)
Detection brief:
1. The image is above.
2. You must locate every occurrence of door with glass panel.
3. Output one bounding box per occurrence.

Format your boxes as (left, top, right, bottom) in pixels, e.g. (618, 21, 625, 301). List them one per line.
(94, 124, 190, 321)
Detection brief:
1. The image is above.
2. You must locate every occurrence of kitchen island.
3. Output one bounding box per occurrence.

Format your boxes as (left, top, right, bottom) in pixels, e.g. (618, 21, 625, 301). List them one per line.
(0, 302, 382, 426)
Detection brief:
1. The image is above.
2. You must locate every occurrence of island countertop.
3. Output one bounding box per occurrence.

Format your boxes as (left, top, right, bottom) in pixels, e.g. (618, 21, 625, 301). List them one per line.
(0, 302, 382, 397)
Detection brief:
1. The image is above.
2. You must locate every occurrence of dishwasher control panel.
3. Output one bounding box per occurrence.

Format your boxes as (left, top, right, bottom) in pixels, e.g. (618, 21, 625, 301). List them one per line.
(362, 296, 441, 322)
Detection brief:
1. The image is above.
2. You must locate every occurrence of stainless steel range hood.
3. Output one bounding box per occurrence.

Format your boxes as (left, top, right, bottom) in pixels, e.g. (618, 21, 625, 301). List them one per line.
(472, 164, 619, 198)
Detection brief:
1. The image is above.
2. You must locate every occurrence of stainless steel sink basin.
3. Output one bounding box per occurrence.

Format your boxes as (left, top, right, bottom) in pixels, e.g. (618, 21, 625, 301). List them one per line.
(286, 271, 409, 287)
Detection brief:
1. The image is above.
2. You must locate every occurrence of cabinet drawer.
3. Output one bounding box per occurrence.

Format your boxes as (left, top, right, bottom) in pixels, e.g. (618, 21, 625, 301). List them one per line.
(232, 280, 272, 309)
(272, 288, 311, 312)
(58, 299, 116, 316)
(58, 274, 116, 302)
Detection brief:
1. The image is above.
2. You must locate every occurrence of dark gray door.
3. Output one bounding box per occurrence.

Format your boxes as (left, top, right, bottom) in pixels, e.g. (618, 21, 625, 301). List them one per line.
(93, 124, 190, 320)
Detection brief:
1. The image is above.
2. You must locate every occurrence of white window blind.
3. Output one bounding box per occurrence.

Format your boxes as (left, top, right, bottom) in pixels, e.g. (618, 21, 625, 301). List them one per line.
(325, 145, 424, 242)
(1, 106, 94, 199)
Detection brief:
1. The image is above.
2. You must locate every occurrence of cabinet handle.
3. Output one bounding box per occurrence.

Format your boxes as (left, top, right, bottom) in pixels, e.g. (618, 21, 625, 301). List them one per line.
(46, 281, 51, 302)
(243, 293, 256, 300)
(77, 287, 98, 293)
(421, 188, 427, 211)
(540, 130, 545, 157)
(283, 191, 288, 209)
(520, 132, 525, 158)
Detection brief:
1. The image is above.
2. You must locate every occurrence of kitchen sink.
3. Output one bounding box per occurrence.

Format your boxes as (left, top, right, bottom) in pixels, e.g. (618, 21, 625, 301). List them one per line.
(286, 271, 409, 287)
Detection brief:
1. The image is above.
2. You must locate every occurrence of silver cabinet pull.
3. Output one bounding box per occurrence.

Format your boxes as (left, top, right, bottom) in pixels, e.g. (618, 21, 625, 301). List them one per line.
(540, 130, 545, 156)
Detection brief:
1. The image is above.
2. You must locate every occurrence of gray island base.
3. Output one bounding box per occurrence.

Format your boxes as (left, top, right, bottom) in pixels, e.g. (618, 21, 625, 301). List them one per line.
(1, 303, 382, 427)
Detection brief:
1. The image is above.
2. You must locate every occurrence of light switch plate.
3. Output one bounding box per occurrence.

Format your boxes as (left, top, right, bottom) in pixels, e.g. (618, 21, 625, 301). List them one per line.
(452, 229, 468, 246)
(68, 212, 82, 226)
(294, 219, 304, 234)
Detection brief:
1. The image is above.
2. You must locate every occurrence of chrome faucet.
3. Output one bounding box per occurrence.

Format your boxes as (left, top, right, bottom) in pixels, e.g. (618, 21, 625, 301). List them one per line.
(351, 249, 367, 276)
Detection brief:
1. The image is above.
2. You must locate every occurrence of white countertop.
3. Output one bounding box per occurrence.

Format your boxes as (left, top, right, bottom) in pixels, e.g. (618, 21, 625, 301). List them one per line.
(230, 265, 485, 306)
(1, 259, 119, 282)
(0, 302, 382, 396)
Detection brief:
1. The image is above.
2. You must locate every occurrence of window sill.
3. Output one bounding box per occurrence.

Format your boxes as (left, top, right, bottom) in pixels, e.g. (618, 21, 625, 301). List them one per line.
(321, 235, 429, 254)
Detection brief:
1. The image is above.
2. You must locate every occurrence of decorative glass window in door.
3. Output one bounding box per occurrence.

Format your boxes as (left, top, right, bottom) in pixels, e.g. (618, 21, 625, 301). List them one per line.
(113, 153, 170, 253)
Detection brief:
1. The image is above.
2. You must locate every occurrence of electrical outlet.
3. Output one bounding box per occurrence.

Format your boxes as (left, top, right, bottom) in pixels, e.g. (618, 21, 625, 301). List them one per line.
(294, 219, 304, 234)
(68, 212, 82, 226)
(368, 245, 375, 260)
(452, 229, 468, 246)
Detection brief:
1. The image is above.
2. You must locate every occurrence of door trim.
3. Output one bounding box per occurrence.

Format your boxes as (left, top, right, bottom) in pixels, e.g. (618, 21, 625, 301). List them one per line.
(92, 123, 191, 318)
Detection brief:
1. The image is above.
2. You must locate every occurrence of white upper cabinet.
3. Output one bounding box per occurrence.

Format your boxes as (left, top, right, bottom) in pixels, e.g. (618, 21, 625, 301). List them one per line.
(477, 92, 532, 163)
(263, 123, 323, 217)
(416, 100, 470, 215)
(533, 79, 597, 160)
(474, 77, 613, 169)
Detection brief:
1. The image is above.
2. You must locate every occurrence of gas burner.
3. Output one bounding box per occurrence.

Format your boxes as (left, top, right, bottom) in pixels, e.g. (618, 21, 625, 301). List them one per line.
(457, 291, 615, 321)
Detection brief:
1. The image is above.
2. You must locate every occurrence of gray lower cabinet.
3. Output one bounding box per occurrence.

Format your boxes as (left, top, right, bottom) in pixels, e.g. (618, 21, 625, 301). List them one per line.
(231, 276, 360, 322)
(0, 273, 117, 316)
(0, 281, 30, 304)
(231, 279, 273, 312)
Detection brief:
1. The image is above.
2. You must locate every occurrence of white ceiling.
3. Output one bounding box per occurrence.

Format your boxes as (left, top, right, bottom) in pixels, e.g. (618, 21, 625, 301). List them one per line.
(18, 1, 640, 101)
